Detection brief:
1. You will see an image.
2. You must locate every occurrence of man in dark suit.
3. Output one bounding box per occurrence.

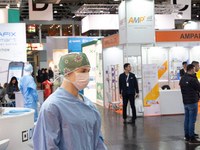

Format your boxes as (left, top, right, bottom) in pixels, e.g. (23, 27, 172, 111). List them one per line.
(119, 63, 139, 124)
(180, 61, 187, 77)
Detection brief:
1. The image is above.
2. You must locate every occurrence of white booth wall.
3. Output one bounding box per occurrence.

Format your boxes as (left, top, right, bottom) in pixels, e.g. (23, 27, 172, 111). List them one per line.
(103, 45, 124, 107)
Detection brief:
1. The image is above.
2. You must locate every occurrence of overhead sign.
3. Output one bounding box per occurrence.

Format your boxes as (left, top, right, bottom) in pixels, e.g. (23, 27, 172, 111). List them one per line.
(29, 0, 53, 20)
(118, 0, 155, 44)
(0, 23, 26, 86)
(156, 31, 200, 42)
(102, 34, 119, 48)
(81, 15, 119, 33)
(126, 0, 155, 43)
(0, 9, 8, 23)
(0, 9, 19, 23)
(68, 37, 99, 52)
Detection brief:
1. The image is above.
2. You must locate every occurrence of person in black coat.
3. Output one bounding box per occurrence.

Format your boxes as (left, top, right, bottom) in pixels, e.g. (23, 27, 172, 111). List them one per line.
(180, 64, 200, 144)
(48, 67, 54, 79)
(119, 63, 139, 124)
(180, 61, 187, 77)
(36, 66, 42, 83)
(43, 68, 49, 81)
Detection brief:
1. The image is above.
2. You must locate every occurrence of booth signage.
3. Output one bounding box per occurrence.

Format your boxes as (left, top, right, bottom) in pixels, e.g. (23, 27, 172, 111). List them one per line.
(156, 31, 200, 42)
(102, 34, 119, 48)
(68, 37, 98, 52)
(29, 0, 53, 20)
(0, 23, 26, 86)
(118, 0, 155, 44)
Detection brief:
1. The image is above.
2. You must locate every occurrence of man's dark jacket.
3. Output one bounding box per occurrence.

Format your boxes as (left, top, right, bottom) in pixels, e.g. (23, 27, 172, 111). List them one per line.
(119, 72, 139, 96)
(180, 69, 185, 77)
(180, 73, 200, 104)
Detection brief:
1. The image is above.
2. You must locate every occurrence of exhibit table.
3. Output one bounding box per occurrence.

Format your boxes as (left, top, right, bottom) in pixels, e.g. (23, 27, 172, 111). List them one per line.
(159, 89, 184, 115)
(0, 108, 35, 150)
(15, 90, 44, 107)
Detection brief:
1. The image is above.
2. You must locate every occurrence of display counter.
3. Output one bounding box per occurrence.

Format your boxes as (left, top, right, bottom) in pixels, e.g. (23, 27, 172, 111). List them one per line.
(159, 89, 184, 115)
(0, 108, 35, 150)
(15, 90, 44, 107)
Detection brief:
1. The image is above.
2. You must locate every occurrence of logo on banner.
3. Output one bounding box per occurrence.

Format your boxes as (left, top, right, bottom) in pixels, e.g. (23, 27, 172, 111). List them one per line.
(128, 16, 153, 24)
(22, 127, 34, 142)
(0, 32, 16, 37)
(29, 0, 53, 20)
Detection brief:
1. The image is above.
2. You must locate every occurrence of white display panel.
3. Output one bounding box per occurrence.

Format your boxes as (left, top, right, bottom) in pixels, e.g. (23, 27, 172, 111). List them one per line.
(81, 15, 119, 33)
(83, 44, 97, 103)
(103, 46, 124, 107)
(0, 9, 8, 23)
(0, 23, 26, 86)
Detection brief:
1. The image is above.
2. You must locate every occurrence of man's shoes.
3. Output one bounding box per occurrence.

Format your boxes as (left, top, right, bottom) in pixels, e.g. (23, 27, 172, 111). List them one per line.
(128, 119, 135, 124)
(189, 136, 200, 144)
(194, 133, 199, 138)
(123, 119, 127, 124)
(184, 135, 189, 142)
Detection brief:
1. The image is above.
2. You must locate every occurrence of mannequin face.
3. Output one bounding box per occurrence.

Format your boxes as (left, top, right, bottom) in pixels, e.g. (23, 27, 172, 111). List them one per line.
(65, 66, 90, 82)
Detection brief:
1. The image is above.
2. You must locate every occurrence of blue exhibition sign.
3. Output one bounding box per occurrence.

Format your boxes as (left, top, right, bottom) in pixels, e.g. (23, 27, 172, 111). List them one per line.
(68, 37, 99, 52)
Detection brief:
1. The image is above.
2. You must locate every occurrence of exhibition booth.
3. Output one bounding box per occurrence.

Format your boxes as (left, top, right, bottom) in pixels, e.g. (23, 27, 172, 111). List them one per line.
(82, 39, 104, 106)
(141, 30, 200, 116)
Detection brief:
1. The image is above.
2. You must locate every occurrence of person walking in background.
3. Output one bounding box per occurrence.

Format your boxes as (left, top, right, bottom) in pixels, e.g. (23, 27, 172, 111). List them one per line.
(43, 68, 49, 81)
(119, 63, 139, 124)
(36, 66, 41, 83)
(180, 61, 187, 77)
(6, 76, 19, 100)
(48, 67, 54, 80)
(192, 61, 200, 76)
(180, 64, 200, 144)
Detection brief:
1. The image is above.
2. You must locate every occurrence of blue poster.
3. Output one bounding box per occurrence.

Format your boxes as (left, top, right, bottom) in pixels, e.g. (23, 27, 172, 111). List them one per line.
(68, 37, 99, 52)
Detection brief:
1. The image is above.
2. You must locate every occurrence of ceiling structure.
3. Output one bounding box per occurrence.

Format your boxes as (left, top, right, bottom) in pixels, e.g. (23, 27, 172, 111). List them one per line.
(0, 0, 198, 21)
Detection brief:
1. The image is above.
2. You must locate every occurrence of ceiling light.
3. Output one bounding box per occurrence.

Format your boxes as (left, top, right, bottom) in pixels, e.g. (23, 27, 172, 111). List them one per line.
(54, 11, 57, 13)
(6, 4, 10, 9)
(193, 4, 196, 7)
(59, 3, 63, 6)
(177, 12, 183, 18)
(197, 15, 199, 18)
(100, 11, 103, 13)
(72, 15, 75, 18)
(17, 3, 20, 7)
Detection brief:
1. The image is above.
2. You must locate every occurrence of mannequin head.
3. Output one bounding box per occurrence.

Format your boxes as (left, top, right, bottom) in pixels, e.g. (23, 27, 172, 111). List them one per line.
(24, 64, 33, 76)
(59, 52, 90, 92)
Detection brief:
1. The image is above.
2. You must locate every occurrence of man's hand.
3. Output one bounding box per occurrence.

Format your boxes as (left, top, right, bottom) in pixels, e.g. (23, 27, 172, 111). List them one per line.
(119, 94, 122, 99)
(13, 91, 16, 94)
(136, 93, 139, 98)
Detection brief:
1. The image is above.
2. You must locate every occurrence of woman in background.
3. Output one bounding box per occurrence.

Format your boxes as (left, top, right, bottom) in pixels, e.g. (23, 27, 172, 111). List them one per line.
(6, 76, 19, 100)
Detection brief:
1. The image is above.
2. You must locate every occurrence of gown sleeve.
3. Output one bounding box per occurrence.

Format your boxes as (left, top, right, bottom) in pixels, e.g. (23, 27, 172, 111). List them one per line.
(28, 77, 39, 102)
(97, 130, 107, 150)
(33, 106, 61, 150)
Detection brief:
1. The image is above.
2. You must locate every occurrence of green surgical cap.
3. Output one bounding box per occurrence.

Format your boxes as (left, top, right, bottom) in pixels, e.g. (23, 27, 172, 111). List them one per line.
(59, 52, 90, 75)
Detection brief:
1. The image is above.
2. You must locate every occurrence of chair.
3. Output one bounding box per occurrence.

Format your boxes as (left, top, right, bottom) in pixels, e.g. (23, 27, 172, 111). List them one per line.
(161, 85, 170, 90)
(4, 95, 15, 107)
(106, 92, 121, 110)
(0, 139, 10, 150)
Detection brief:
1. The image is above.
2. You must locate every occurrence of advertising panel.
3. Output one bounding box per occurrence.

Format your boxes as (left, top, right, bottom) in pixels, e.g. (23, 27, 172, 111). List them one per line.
(126, 0, 155, 43)
(0, 23, 26, 86)
(155, 14, 175, 30)
(0, 9, 8, 23)
(68, 37, 98, 52)
(29, 0, 53, 20)
(143, 64, 161, 116)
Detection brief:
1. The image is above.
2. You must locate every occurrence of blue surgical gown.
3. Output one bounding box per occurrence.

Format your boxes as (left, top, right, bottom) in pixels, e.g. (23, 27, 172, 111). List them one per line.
(32, 87, 107, 150)
(19, 75, 39, 122)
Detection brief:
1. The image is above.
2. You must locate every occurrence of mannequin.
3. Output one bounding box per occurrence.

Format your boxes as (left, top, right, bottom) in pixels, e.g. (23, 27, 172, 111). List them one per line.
(19, 64, 39, 122)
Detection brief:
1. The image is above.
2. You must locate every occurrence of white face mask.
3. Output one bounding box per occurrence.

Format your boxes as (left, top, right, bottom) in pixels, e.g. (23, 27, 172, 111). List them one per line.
(64, 72, 90, 91)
